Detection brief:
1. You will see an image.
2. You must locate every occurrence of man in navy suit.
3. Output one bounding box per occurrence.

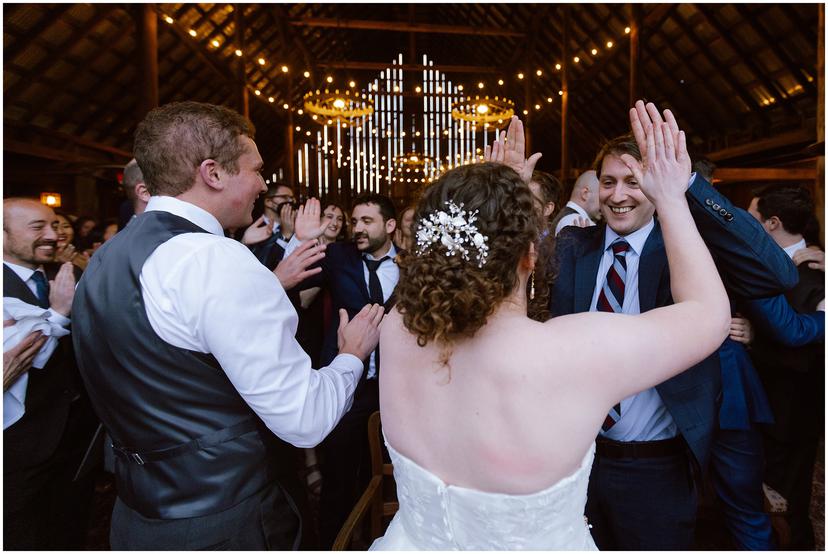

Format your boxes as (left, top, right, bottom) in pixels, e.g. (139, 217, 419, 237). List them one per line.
(549, 102, 798, 549)
(289, 192, 399, 547)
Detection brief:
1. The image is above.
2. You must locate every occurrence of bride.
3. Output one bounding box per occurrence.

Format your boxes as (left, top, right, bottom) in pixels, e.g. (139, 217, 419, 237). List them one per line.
(371, 102, 731, 550)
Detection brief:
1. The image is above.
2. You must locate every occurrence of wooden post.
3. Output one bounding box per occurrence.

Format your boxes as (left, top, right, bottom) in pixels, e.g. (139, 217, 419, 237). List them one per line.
(561, 6, 570, 187)
(629, 4, 641, 106)
(817, 4, 825, 241)
(235, 4, 249, 119)
(137, 4, 158, 119)
(286, 73, 296, 187)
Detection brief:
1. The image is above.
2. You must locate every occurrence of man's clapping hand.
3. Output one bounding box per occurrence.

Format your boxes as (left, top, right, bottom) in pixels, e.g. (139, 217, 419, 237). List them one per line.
(273, 239, 326, 290)
(337, 304, 385, 361)
(49, 262, 75, 316)
(279, 202, 297, 240)
(241, 214, 272, 246)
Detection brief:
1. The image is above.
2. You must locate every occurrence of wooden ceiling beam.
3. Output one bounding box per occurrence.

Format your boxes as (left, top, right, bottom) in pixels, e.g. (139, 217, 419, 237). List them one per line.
(713, 167, 816, 183)
(694, 5, 795, 115)
(4, 138, 123, 165)
(289, 17, 525, 38)
(5, 6, 117, 101)
(315, 60, 500, 74)
(571, 3, 673, 92)
(706, 128, 816, 161)
(670, 9, 768, 122)
(733, 4, 816, 95)
(4, 119, 132, 158)
(270, 5, 319, 90)
(4, 4, 75, 61)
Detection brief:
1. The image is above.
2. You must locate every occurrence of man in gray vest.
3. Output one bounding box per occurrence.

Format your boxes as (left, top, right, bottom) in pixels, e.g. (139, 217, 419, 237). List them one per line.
(72, 101, 384, 550)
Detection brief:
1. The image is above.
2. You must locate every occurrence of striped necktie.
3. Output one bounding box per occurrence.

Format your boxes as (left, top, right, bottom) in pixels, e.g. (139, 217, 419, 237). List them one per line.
(597, 239, 630, 431)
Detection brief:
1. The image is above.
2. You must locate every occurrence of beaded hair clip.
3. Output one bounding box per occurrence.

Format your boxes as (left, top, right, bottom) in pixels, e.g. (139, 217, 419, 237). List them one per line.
(415, 200, 489, 267)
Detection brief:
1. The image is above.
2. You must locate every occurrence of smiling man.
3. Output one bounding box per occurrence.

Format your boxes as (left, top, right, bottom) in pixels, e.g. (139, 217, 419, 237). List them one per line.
(549, 102, 798, 550)
(287, 192, 399, 547)
(71, 101, 384, 550)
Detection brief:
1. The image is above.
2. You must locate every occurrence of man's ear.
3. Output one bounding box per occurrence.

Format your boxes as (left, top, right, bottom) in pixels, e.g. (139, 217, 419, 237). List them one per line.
(766, 215, 782, 232)
(386, 217, 397, 236)
(578, 186, 590, 203)
(135, 182, 151, 203)
(198, 159, 223, 191)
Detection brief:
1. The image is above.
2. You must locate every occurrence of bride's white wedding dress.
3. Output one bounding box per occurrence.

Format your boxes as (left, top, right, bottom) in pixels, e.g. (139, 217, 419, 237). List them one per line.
(370, 438, 598, 550)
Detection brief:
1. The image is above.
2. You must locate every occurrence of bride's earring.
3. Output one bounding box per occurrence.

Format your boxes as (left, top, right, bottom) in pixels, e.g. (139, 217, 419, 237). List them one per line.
(529, 270, 535, 300)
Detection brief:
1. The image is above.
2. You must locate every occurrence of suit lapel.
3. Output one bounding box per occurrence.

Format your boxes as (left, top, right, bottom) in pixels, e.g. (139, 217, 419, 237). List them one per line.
(638, 221, 667, 313)
(345, 248, 371, 303)
(573, 228, 604, 313)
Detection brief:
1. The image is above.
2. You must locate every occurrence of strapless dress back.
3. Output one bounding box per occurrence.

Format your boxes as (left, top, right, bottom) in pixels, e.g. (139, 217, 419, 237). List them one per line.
(370, 439, 597, 550)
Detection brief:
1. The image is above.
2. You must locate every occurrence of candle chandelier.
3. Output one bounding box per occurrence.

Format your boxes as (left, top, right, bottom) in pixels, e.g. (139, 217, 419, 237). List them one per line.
(294, 54, 516, 202)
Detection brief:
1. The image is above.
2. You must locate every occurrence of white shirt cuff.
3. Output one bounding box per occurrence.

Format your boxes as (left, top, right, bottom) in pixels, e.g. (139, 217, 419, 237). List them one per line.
(47, 311, 70, 327)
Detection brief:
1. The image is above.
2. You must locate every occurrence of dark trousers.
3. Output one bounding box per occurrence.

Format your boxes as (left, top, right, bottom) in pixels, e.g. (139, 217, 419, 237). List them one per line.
(710, 426, 774, 550)
(110, 482, 301, 550)
(318, 378, 378, 548)
(764, 432, 819, 550)
(585, 449, 697, 550)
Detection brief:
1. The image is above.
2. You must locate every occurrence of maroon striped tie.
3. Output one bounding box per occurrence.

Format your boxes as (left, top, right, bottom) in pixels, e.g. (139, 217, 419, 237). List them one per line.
(598, 240, 629, 431)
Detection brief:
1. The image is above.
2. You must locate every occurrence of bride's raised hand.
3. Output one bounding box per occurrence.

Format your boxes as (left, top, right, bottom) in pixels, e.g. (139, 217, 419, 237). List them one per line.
(626, 101, 690, 207)
(488, 117, 542, 184)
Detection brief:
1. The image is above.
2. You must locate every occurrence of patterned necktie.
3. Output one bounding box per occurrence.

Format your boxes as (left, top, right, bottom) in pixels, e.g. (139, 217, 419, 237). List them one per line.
(597, 239, 630, 431)
(363, 256, 390, 305)
(30, 270, 50, 309)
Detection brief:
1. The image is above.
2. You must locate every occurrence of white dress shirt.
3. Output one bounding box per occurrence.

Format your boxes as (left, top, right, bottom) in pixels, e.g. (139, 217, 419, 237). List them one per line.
(140, 196, 363, 448)
(783, 238, 808, 260)
(591, 218, 679, 442)
(285, 236, 399, 379)
(3, 262, 71, 328)
(555, 201, 595, 236)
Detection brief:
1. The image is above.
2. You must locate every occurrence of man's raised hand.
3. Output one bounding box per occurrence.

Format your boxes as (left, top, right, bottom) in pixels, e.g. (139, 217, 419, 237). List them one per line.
(241, 214, 272, 246)
(273, 239, 326, 290)
(294, 198, 330, 241)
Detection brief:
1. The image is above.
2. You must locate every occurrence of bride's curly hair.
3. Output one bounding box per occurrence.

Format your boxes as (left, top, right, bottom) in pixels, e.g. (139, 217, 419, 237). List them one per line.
(396, 162, 551, 348)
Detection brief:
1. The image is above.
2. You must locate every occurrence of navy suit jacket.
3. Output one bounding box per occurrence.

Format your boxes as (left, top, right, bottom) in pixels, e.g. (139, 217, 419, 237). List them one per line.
(298, 242, 399, 369)
(549, 175, 798, 469)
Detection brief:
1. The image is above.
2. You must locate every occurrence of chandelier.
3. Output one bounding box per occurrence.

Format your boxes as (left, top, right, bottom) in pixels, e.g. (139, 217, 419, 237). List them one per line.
(393, 152, 434, 170)
(303, 89, 374, 125)
(451, 95, 515, 125)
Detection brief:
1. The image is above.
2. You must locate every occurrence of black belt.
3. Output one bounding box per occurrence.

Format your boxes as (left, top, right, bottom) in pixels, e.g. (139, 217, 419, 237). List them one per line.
(595, 436, 685, 459)
(111, 418, 259, 465)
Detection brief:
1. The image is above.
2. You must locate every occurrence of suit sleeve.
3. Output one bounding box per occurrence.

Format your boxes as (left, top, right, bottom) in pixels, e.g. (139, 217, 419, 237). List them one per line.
(740, 294, 825, 347)
(685, 175, 798, 299)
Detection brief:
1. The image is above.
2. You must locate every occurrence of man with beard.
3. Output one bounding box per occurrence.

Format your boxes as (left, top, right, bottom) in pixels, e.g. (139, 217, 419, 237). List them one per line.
(3, 198, 99, 549)
(287, 193, 399, 547)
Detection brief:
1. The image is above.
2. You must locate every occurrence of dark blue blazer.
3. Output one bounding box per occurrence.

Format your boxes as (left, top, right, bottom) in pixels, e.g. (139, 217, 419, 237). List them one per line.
(549, 175, 798, 469)
(248, 234, 285, 271)
(299, 242, 399, 369)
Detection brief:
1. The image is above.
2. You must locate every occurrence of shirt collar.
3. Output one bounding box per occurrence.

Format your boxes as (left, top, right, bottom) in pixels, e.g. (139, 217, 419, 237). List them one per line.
(783, 238, 807, 260)
(604, 218, 656, 257)
(364, 243, 397, 262)
(145, 196, 224, 236)
(565, 200, 591, 221)
(4, 261, 42, 283)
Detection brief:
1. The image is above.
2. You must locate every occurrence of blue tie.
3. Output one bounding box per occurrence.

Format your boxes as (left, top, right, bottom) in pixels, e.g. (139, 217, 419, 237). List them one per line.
(30, 270, 50, 309)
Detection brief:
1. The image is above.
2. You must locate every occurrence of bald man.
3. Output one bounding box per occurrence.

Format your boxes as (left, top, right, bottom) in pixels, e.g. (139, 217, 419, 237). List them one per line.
(3, 198, 100, 549)
(550, 170, 601, 236)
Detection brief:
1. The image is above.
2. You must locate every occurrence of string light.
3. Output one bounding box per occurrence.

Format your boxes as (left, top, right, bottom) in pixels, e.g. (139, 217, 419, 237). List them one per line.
(415, 86, 422, 93)
(536, 69, 542, 76)
(522, 109, 529, 115)
(349, 81, 356, 88)
(235, 49, 242, 57)
(591, 48, 598, 55)
(164, 15, 174, 24)
(258, 58, 266, 65)
(517, 72, 524, 79)
(624, 26, 631, 34)
(498, 79, 504, 85)
(281, 65, 289, 73)
(254, 90, 261, 96)
(559, 90, 563, 95)
(326, 76, 333, 83)
(478, 82, 484, 89)
(534, 104, 541, 110)
(188, 29, 197, 37)
(606, 41, 613, 48)
(211, 39, 220, 48)
(457, 85, 463, 91)
(555, 63, 561, 70)
(573, 56, 580, 63)
(547, 97, 553, 103)
(268, 97, 274, 103)
(297, 109, 304, 115)
(303, 71, 310, 78)
(283, 103, 289, 109)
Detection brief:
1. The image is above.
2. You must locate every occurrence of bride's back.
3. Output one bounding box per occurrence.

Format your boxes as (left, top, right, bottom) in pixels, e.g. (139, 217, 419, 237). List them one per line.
(378, 162, 606, 495)
(380, 306, 605, 495)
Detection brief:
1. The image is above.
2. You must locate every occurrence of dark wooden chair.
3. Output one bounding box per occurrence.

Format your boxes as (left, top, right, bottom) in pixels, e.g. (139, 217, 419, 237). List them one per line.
(332, 411, 398, 550)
